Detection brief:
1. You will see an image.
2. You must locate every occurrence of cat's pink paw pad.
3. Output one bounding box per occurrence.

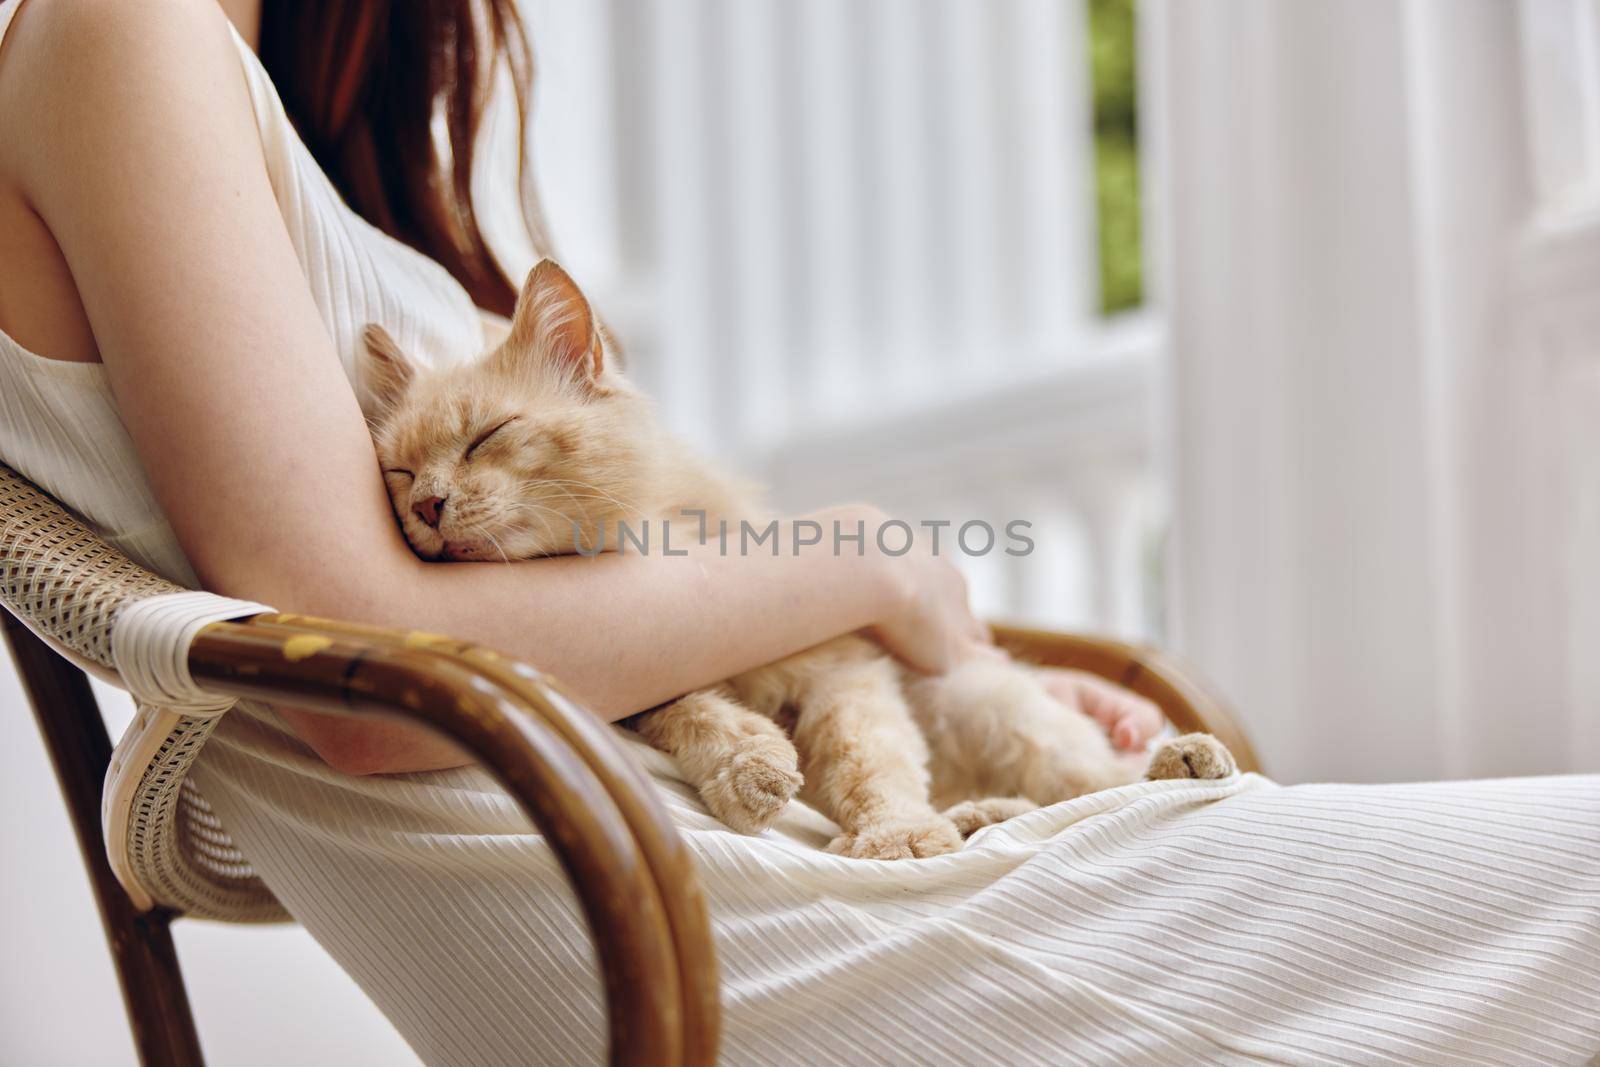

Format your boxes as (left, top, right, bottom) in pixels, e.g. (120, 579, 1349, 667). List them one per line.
(1112, 717, 1146, 751)
(1145, 733, 1236, 781)
(704, 745, 804, 834)
(827, 817, 963, 860)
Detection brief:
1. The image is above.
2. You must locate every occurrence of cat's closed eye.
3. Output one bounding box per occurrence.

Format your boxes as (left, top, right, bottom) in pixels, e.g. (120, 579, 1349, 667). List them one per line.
(384, 468, 414, 480)
(465, 417, 520, 459)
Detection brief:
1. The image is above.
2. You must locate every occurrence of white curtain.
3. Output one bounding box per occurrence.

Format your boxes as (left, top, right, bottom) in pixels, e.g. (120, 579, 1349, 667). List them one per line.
(1157, 0, 1600, 782)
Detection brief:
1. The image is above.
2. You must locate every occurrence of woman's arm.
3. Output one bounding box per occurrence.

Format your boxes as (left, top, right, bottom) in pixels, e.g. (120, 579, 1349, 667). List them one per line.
(0, 0, 985, 774)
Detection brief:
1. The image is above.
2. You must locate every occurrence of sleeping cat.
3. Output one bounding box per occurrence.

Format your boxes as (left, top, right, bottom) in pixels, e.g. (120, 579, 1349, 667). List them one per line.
(362, 259, 1236, 859)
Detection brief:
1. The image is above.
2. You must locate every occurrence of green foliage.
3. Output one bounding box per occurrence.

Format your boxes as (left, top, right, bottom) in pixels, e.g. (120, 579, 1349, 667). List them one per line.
(1088, 0, 1142, 314)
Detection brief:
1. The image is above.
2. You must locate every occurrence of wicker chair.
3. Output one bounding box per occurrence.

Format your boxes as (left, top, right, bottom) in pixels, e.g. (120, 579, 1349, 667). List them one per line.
(0, 461, 1258, 1067)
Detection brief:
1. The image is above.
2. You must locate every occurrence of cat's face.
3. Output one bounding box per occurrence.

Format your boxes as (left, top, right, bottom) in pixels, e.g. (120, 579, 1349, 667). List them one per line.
(364, 260, 649, 562)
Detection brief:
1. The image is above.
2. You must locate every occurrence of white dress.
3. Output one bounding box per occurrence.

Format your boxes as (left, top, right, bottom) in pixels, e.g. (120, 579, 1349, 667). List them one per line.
(1, 3, 1597, 1064)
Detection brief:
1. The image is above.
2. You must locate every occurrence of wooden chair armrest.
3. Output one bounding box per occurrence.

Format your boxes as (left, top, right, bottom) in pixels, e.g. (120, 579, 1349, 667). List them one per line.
(186, 613, 719, 1067)
(992, 624, 1262, 775)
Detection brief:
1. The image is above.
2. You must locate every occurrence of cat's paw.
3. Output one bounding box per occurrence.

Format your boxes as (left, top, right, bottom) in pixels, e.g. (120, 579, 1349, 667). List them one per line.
(942, 796, 1037, 837)
(702, 741, 804, 834)
(1145, 733, 1236, 781)
(827, 816, 963, 860)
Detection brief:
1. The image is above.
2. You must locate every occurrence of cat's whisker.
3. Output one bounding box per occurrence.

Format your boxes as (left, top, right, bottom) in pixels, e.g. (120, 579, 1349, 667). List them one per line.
(505, 481, 600, 503)
(511, 490, 613, 513)
(455, 515, 529, 564)
(552, 484, 640, 515)
(498, 501, 577, 549)
(524, 478, 640, 515)
(479, 528, 512, 564)
(515, 495, 633, 524)
(504, 499, 580, 522)
(504, 498, 639, 541)
(537, 480, 605, 518)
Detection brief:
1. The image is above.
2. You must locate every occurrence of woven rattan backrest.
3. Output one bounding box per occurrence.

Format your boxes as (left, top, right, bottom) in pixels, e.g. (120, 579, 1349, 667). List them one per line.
(1, 462, 285, 921)
(0, 464, 183, 668)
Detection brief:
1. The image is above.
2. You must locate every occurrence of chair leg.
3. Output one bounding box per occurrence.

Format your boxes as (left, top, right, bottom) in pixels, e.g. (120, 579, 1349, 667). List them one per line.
(3, 613, 206, 1067)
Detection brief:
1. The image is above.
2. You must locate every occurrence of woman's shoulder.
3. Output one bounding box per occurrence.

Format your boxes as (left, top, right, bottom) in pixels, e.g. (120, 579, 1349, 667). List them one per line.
(0, 0, 247, 190)
(0, 0, 240, 86)
(0, 0, 235, 69)
(0, 0, 265, 367)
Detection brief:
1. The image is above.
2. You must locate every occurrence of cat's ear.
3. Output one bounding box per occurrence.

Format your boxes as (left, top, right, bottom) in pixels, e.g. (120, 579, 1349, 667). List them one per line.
(362, 324, 415, 407)
(500, 258, 605, 388)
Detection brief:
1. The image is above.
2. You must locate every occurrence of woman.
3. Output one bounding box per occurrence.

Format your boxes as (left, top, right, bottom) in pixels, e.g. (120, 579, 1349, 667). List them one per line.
(1, 2, 1596, 1065)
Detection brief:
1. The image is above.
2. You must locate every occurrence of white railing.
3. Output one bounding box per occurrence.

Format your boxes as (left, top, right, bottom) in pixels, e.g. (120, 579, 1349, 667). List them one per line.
(523, 0, 1161, 637)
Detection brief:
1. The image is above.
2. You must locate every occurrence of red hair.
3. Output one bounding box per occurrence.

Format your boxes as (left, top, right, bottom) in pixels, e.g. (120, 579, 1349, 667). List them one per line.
(259, 1, 551, 316)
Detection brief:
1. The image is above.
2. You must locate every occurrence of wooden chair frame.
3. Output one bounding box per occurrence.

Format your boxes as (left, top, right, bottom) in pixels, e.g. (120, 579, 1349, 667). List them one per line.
(6, 607, 1257, 1067)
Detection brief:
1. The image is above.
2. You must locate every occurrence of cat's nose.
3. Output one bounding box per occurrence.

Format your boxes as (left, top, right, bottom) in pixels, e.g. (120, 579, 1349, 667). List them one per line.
(413, 495, 446, 528)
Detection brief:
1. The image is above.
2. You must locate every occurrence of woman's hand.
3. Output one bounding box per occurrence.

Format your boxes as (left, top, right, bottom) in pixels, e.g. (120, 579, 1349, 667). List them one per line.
(1038, 668, 1164, 751)
(838, 504, 1165, 750)
(851, 505, 996, 675)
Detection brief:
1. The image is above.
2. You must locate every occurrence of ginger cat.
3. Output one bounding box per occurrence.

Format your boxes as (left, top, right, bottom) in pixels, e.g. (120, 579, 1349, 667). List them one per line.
(363, 260, 1236, 859)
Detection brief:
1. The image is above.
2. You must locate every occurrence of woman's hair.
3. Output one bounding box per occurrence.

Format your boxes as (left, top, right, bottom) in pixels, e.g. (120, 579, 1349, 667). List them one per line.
(259, 1, 550, 316)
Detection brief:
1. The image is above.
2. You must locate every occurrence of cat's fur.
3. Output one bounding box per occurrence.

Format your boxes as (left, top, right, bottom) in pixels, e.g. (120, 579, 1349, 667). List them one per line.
(363, 259, 1236, 859)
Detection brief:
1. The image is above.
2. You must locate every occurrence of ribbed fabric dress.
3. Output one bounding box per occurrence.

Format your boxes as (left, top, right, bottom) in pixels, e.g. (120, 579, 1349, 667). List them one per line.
(1, 2, 1597, 1064)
